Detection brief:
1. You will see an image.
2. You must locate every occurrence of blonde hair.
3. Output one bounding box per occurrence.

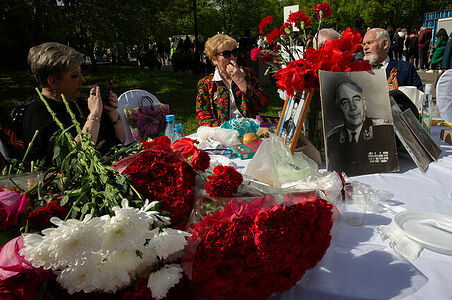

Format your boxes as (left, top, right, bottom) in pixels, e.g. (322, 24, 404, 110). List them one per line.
(204, 34, 238, 60)
(28, 42, 84, 88)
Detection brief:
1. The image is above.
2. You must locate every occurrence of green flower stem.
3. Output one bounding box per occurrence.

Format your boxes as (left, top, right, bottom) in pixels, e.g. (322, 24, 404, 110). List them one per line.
(21, 130, 39, 164)
(35, 88, 75, 147)
(61, 94, 83, 136)
(314, 17, 323, 50)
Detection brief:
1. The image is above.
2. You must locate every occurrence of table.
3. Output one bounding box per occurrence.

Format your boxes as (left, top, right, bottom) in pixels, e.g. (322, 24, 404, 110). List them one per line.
(220, 126, 452, 300)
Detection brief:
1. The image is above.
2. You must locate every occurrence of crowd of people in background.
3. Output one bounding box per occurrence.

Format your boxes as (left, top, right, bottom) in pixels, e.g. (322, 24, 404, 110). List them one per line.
(73, 25, 452, 76)
(385, 26, 452, 73)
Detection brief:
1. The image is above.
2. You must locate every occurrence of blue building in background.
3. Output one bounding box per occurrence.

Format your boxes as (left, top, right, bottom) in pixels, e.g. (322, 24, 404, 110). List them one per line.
(423, 10, 452, 45)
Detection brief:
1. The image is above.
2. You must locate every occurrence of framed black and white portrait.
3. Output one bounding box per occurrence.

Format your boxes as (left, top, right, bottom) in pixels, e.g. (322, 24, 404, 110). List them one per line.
(319, 69, 399, 176)
(276, 90, 313, 153)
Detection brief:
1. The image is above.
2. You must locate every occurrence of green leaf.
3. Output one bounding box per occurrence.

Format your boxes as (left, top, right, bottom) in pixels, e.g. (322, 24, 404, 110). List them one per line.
(81, 203, 90, 216)
(60, 195, 70, 206)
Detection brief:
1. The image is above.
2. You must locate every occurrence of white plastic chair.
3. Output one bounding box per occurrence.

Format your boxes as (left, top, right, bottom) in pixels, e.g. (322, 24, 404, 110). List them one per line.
(117, 89, 161, 144)
(436, 69, 452, 122)
(398, 86, 425, 114)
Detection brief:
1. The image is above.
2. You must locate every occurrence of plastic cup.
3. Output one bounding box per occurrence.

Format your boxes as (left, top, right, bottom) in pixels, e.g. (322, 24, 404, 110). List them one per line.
(343, 185, 367, 226)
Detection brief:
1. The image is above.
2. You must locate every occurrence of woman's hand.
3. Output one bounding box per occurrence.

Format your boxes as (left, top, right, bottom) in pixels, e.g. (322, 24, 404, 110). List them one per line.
(226, 61, 247, 92)
(103, 92, 120, 122)
(88, 85, 103, 115)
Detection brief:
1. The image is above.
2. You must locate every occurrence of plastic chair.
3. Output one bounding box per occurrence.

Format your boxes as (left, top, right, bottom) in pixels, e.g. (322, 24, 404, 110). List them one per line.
(398, 86, 425, 114)
(117, 89, 161, 144)
(436, 69, 452, 122)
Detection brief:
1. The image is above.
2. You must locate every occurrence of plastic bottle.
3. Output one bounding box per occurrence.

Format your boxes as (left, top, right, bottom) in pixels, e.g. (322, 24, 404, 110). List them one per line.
(421, 84, 433, 133)
(164, 115, 176, 142)
(174, 123, 185, 141)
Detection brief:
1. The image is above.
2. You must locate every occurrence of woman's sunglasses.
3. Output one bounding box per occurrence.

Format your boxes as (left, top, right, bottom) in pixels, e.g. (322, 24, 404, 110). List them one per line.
(216, 48, 239, 58)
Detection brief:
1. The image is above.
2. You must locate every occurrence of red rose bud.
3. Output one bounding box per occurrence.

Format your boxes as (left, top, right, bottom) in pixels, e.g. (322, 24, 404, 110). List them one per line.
(171, 138, 196, 159)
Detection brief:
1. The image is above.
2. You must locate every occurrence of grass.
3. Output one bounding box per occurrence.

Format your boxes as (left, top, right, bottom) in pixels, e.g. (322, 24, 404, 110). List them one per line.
(0, 65, 282, 135)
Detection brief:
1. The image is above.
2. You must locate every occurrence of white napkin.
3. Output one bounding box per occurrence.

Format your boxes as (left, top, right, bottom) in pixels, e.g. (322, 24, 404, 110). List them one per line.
(377, 222, 423, 262)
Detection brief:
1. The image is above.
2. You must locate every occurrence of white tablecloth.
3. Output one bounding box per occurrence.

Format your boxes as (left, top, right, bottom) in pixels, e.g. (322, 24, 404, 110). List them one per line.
(194, 126, 452, 299)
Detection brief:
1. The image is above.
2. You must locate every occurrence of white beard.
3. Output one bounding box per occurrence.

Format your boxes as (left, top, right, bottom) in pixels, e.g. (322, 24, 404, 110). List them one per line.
(364, 54, 378, 65)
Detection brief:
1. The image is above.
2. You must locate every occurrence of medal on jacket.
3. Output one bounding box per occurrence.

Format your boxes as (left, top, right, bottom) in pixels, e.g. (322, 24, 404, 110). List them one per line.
(363, 126, 373, 141)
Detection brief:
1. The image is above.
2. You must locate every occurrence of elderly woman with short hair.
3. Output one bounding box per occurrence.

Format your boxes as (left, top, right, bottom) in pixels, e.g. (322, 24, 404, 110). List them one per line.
(195, 34, 269, 127)
(23, 42, 125, 163)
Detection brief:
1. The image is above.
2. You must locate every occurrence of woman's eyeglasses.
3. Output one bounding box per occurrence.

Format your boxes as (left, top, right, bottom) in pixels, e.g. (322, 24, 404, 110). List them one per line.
(216, 48, 239, 59)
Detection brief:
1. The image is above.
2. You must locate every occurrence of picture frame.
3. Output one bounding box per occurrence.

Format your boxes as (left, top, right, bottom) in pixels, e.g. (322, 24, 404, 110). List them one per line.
(319, 70, 399, 176)
(276, 89, 313, 153)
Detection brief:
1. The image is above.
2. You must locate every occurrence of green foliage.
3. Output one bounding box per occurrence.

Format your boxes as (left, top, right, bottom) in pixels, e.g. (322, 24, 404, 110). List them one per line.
(0, 65, 281, 136)
(31, 90, 143, 220)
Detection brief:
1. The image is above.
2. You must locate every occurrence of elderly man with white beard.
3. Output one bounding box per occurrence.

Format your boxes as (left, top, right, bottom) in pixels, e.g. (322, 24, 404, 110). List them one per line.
(363, 28, 423, 91)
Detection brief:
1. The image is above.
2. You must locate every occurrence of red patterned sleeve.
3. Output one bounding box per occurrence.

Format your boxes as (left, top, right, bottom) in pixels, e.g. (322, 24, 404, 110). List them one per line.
(195, 77, 219, 127)
(234, 67, 269, 117)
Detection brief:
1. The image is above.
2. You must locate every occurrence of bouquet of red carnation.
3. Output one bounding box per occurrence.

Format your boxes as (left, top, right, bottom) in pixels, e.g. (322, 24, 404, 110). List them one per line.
(117, 136, 209, 229)
(253, 3, 371, 96)
(183, 191, 333, 300)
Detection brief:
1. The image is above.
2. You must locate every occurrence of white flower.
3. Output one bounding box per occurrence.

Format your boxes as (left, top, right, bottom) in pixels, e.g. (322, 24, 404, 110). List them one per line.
(147, 264, 183, 300)
(102, 200, 151, 252)
(147, 228, 191, 259)
(141, 199, 171, 226)
(57, 250, 132, 294)
(20, 215, 105, 269)
(133, 246, 159, 278)
(19, 233, 49, 269)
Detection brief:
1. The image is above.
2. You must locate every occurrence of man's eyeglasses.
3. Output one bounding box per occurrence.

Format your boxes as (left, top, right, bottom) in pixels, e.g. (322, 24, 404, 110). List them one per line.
(216, 48, 239, 59)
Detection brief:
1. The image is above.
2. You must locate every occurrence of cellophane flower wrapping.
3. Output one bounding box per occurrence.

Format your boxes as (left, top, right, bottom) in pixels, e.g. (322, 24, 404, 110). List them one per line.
(182, 190, 334, 300)
(124, 104, 169, 141)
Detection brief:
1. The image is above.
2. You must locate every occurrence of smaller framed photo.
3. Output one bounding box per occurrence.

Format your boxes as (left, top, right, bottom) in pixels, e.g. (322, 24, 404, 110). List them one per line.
(276, 90, 313, 153)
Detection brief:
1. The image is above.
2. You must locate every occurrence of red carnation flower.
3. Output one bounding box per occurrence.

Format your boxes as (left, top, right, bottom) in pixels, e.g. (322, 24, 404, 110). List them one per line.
(266, 28, 280, 44)
(287, 11, 310, 28)
(250, 47, 261, 62)
(259, 16, 273, 34)
(190, 149, 210, 171)
(45, 200, 70, 219)
(314, 2, 332, 19)
(279, 22, 292, 36)
(205, 166, 243, 198)
(260, 54, 273, 66)
(27, 207, 52, 227)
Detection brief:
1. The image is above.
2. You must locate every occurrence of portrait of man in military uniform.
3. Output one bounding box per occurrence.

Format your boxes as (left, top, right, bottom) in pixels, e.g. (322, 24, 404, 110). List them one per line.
(282, 99, 299, 141)
(321, 71, 398, 176)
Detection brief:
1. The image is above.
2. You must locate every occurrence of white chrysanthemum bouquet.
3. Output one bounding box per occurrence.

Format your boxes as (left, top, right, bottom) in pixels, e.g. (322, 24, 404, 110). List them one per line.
(0, 90, 192, 299)
(20, 199, 190, 299)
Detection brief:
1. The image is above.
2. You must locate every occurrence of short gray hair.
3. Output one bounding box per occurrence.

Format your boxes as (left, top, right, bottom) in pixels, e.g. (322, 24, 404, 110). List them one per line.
(335, 78, 363, 108)
(28, 42, 84, 88)
(368, 28, 390, 45)
(313, 28, 340, 50)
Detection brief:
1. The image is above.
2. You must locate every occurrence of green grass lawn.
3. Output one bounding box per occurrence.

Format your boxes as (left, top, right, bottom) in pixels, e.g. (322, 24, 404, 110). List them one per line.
(0, 65, 282, 135)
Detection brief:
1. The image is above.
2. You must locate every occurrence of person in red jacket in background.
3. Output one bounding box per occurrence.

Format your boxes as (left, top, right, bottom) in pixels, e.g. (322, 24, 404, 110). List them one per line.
(418, 26, 432, 71)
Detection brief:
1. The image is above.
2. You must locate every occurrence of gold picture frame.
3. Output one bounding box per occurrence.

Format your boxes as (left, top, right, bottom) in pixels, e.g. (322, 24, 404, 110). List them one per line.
(276, 89, 314, 153)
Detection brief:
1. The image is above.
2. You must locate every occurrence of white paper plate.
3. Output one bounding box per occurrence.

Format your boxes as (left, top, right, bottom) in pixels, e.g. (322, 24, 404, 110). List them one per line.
(394, 210, 452, 256)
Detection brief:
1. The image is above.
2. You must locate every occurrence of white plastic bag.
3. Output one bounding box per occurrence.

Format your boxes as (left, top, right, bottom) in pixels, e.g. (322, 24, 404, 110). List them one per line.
(196, 126, 240, 148)
(245, 134, 317, 187)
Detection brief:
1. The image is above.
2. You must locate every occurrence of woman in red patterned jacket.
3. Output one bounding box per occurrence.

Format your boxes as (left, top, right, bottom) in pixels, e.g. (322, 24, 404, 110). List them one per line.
(196, 34, 269, 127)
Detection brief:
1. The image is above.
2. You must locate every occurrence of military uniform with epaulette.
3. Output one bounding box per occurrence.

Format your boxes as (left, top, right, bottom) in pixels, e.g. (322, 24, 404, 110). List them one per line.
(326, 118, 398, 176)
